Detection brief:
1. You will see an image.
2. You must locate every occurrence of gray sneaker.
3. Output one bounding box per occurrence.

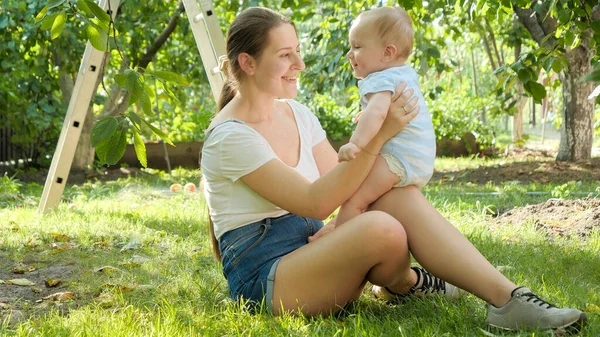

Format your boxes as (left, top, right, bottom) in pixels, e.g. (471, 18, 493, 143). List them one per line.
(372, 266, 463, 302)
(486, 286, 587, 332)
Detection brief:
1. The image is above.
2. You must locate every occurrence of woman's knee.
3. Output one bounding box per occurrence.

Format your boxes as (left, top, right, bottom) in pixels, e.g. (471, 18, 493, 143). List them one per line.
(358, 211, 408, 250)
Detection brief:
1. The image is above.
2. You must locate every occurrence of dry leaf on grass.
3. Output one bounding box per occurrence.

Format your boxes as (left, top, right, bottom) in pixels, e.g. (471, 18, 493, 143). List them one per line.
(12, 268, 26, 274)
(50, 232, 71, 242)
(6, 279, 35, 286)
(101, 283, 133, 293)
(45, 278, 61, 288)
(93, 266, 122, 273)
(40, 291, 75, 302)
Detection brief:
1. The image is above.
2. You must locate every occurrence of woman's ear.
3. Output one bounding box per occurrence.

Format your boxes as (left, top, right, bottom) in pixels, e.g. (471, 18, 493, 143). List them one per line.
(238, 52, 257, 76)
(383, 44, 398, 62)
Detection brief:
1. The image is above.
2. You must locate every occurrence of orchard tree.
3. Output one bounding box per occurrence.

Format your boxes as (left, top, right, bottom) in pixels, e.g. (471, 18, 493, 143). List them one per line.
(468, 0, 599, 161)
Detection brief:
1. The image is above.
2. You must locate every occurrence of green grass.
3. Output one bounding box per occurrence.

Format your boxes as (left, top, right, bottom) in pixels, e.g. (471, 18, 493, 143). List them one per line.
(0, 162, 599, 336)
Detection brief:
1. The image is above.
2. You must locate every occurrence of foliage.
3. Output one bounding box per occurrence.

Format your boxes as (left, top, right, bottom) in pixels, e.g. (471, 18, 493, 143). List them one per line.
(466, 0, 600, 102)
(428, 89, 497, 148)
(307, 92, 355, 141)
(0, 173, 23, 207)
(0, 1, 76, 168)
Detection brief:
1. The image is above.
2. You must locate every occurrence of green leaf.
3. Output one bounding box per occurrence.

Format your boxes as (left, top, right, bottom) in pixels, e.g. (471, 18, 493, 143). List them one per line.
(85, 0, 111, 22)
(524, 80, 546, 101)
(35, 6, 49, 23)
(128, 111, 142, 129)
(86, 22, 108, 51)
(114, 74, 127, 88)
(91, 117, 118, 146)
(77, 0, 93, 16)
(141, 119, 174, 146)
(564, 30, 575, 47)
(51, 12, 66, 39)
(517, 69, 532, 82)
(47, 0, 66, 10)
(581, 67, 600, 83)
(161, 82, 179, 103)
(137, 91, 152, 117)
(41, 13, 58, 30)
(152, 71, 189, 85)
(123, 69, 145, 105)
(552, 59, 563, 73)
(132, 129, 147, 167)
(105, 124, 128, 165)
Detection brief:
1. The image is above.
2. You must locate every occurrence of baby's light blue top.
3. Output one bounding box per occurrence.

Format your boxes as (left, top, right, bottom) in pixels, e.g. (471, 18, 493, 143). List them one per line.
(358, 65, 436, 187)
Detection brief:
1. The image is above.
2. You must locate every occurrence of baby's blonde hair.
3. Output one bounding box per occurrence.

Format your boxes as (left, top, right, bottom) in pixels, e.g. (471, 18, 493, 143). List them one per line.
(357, 6, 414, 61)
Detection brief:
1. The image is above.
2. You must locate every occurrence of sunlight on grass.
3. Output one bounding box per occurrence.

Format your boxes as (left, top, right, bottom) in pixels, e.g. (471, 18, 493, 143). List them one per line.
(0, 164, 598, 336)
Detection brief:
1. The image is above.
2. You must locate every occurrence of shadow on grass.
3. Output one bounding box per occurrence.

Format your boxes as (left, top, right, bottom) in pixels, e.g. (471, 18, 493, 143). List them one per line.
(1, 218, 597, 336)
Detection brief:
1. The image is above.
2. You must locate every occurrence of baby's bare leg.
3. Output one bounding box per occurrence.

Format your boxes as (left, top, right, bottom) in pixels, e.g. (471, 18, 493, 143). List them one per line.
(336, 156, 400, 226)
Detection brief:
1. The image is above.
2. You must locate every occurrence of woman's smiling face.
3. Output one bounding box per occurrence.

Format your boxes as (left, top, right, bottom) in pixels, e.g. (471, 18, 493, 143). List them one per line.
(253, 23, 305, 98)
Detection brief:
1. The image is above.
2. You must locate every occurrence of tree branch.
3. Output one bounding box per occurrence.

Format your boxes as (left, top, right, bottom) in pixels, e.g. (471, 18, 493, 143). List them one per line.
(101, 1, 184, 118)
(138, 1, 185, 71)
(513, 5, 557, 48)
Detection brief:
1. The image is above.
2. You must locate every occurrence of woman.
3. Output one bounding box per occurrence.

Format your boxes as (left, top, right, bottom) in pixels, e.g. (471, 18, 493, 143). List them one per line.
(201, 7, 587, 333)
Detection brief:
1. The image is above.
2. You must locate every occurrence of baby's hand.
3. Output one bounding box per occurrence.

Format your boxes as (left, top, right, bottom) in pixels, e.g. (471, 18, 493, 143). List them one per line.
(338, 142, 361, 162)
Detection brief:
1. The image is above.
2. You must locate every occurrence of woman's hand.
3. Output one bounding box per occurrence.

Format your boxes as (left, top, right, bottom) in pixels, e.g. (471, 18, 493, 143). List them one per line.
(308, 217, 337, 243)
(375, 82, 420, 142)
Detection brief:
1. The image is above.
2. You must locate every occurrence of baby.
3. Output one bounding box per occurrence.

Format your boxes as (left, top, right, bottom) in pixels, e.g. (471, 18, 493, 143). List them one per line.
(336, 6, 436, 226)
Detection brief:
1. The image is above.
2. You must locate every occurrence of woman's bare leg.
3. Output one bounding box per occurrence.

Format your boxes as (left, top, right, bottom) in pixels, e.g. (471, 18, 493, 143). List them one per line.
(272, 211, 415, 316)
(336, 156, 400, 226)
(370, 186, 515, 307)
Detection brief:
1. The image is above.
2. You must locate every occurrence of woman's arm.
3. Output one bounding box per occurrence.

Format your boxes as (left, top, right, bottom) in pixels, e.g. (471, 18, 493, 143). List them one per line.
(241, 84, 419, 220)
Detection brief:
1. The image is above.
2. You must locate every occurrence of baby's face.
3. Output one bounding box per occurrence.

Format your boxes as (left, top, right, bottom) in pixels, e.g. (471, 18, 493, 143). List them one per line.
(346, 20, 387, 79)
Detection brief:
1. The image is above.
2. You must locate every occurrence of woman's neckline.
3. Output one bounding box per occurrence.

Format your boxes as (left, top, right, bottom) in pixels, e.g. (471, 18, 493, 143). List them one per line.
(208, 99, 303, 169)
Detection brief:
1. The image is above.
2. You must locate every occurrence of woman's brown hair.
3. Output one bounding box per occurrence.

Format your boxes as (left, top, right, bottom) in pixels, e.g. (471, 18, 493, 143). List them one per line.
(208, 7, 295, 261)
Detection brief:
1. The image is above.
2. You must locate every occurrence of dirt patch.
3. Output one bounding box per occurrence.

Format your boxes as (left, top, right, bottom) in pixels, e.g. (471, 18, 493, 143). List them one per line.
(433, 147, 600, 185)
(494, 198, 600, 238)
(0, 257, 78, 325)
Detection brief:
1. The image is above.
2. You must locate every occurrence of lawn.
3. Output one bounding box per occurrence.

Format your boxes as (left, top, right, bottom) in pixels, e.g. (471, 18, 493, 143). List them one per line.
(1, 154, 599, 336)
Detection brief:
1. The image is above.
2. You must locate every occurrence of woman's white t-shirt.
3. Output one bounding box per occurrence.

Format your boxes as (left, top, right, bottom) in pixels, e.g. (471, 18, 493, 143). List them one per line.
(201, 99, 327, 240)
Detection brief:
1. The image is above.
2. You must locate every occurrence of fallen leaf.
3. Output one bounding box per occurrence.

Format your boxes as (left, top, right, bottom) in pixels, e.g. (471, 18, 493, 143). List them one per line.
(43, 291, 75, 301)
(93, 241, 109, 249)
(50, 232, 71, 242)
(585, 303, 600, 314)
(495, 265, 516, 272)
(51, 242, 73, 252)
(101, 283, 133, 293)
(12, 268, 26, 274)
(45, 279, 61, 288)
(119, 255, 149, 268)
(93, 266, 122, 273)
(120, 241, 140, 252)
(0, 280, 4, 284)
(28, 266, 36, 272)
(6, 279, 35, 286)
(31, 287, 42, 293)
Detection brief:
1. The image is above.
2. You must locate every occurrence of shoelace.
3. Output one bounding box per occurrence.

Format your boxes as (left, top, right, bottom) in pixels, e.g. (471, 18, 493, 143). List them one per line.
(520, 292, 556, 309)
(415, 268, 446, 294)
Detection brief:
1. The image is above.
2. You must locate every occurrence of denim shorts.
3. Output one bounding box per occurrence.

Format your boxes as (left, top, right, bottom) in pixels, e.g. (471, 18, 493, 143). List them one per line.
(219, 213, 323, 311)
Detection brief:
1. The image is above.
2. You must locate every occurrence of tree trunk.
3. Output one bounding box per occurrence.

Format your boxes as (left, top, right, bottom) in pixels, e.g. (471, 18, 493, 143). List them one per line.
(512, 35, 524, 143)
(512, 95, 525, 143)
(557, 45, 595, 161)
